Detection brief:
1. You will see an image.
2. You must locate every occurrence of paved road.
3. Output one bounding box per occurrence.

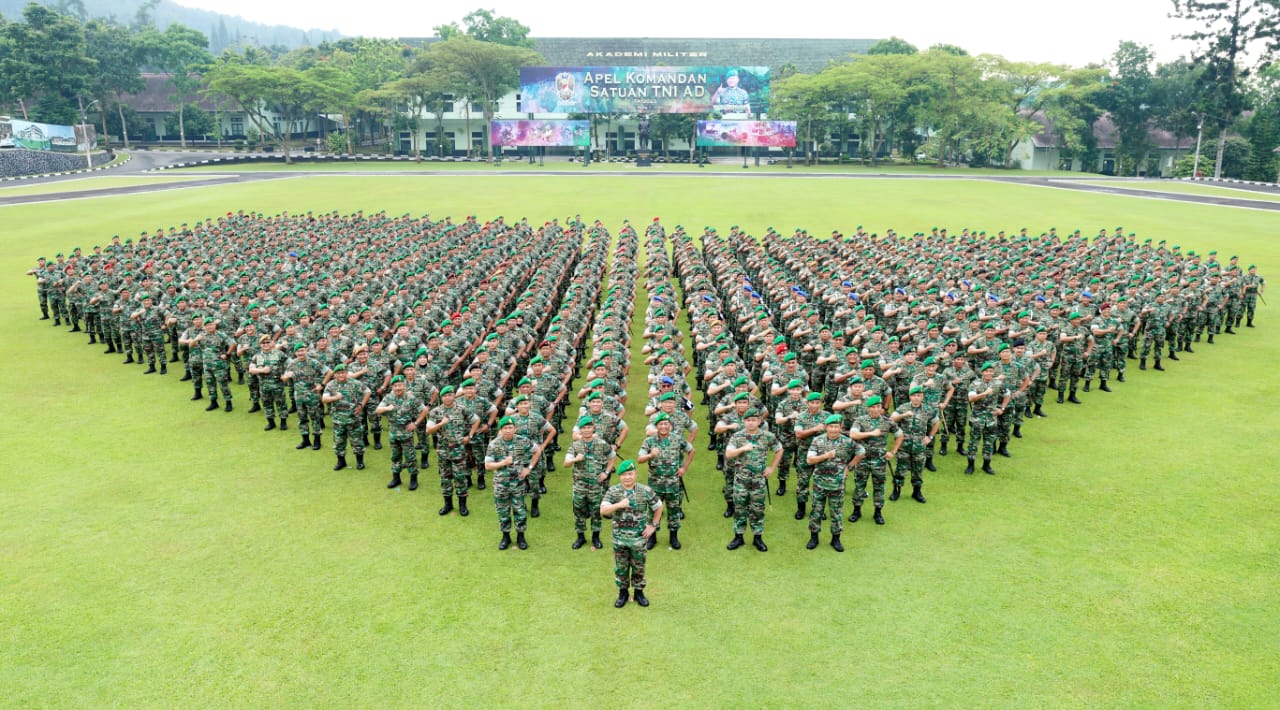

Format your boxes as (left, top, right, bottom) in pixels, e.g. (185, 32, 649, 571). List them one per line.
(4, 150, 1280, 211)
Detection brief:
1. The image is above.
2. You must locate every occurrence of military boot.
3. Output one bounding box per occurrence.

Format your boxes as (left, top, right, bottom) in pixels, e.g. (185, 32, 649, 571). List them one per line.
(983, 459, 996, 475)
(572, 533, 587, 549)
(1225, 325, 1235, 334)
(1168, 349, 1179, 361)
(279, 418, 288, 430)
(645, 533, 656, 550)
(1154, 358, 1165, 371)
(752, 535, 768, 552)
(420, 451, 429, 468)
(224, 400, 233, 412)
(1116, 372, 1125, 383)
(248, 402, 261, 413)
(793, 499, 807, 520)
(669, 530, 681, 549)
(939, 440, 948, 456)
(205, 398, 219, 412)
(333, 455, 347, 471)
(1012, 425, 1022, 438)
(830, 534, 844, 552)
(1247, 318, 1254, 328)
(723, 501, 734, 518)
(296, 434, 310, 450)
(776, 479, 786, 496)
(516, 532, 528, 550)
(312, 435, 322, 450)
(123, 352, 134, 364)
(873, 506, 885, 525)
(632, 589, 649, 607)
(170, 351, 179, 363)
(408, 474, 418, 491)
(1034, 405, 1046, 417)
(965, 457, 975, 474)
(997, 442, 1011, 457)
(438, 496, 453, 515)
(957, 438, 968, 456)
(387, 473, 401, 489)
(1099, 379, 1112, 392)
(614, 588, 629, 608)
(1057, 390, 1065, 403)
(458, 496, 469, 516)
(530, 499, 541, 518)
(925, 455, 937, 471)
(180, 371, 191, 381)
(1140, 358, 1147, 370)
(1083, 379, 1090, 392)
(849, 505, 862, 522)
(355, 454, 365, 470)
(912, 485, 926, 503)
(716, 453, 724, 471)
(499, 533, 511, 550)
(159, 362, 166, 375)
(264, 418, 276, 431)
(144, 364, 157, 374)
(1068, 389, 1081, 404)
(477, 473, 486, 490)
(889, 483, 901, 501)
(1208, 333, 1215, 344)
(806, 532, 820, 549)
(726, 534, 745, 550)
(591, 532, 602, 549)
(373, 433, 382, 450)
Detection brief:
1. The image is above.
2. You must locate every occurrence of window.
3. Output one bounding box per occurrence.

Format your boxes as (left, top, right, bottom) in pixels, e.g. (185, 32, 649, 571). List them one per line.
(443, 95, 455, 112)
(230, 117, 243, 135)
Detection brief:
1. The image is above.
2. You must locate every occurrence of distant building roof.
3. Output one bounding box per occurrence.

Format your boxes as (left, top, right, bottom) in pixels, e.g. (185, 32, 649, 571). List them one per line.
(1027, 110, 1192, 151)
(121, 74, 221, 114)
(403, 37, 879, 74)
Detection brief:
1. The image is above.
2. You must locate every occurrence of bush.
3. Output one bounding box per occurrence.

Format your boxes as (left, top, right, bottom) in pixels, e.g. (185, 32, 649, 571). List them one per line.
(325, 132, 347, 154)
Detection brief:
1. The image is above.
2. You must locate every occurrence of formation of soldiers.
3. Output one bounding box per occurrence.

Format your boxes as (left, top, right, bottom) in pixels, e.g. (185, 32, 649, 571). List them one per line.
(26, 215, 1265, 604)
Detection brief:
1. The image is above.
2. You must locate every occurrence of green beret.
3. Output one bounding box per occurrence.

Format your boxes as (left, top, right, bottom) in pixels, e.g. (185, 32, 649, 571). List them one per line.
(390, 375, 405, 384)
(782, 353, 797, 362)
(518, 377, 532, 386)
(825, 414, 844, 425)
(498, 416, 514, 428)
(861, 359, 876, 369)
(577, 416, 595, 428)
(787, 378, 805, 389)
(617, 460, 636, 474)
(460, 378, 476, 387)
(805, 392, 823, 401)
(733, 392, 749, 402)
(653, 413, 671, 423)
(980, 362, 995, 371)
(530, 356, 543, 364)
(909, 386, 923, 395)
(744, 407, 762, 418)
(864, 395, 883, 407)
(292, 343, 306, 351)
(585, 392, 602, 401)
(659, 392, 677, 402)
(849, 376, 864, 384)
(1068, 311, 1083, 320)
(997, 343, 1009, 353)
(511, 395, 528, 405)
(332, 364, 347, 372)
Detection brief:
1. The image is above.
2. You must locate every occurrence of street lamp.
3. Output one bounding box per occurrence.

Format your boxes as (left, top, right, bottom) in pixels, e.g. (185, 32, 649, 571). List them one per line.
(1192, 112, 1205, 179)
(78, 98, 100, 169)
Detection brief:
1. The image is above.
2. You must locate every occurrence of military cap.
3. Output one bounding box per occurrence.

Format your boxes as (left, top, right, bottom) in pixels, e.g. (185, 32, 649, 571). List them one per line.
(617, 460, 636, 474)
(864, 395, 883, 407)
(806, 392, 823, 401)
(824, 414, 844, 425)
(498, 416, 515, 428)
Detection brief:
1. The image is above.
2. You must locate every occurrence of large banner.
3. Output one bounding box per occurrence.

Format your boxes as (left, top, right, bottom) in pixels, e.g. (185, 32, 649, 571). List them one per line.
(696, 120, 797, 148)
(491, 120, 591, 147)
(4, 119, 94, 152)
(519, 66, 770, 114)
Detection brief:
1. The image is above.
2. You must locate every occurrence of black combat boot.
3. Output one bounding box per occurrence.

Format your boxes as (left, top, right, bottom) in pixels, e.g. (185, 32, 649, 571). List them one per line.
(159, 363, 166, 375)
(1183, 343, 1194, 353)
(983, 459, 996, 475)
(458, 496, 469, 516)
(88, 333, 96, 345)
(849, 505, 862, 522)
(387, 473, 401, 489)
(795, 500, 806, 520)
(1153, 359, 1165, 371)
(180, 371, 191, 381)
(1083, 379, 1090, 392)
(889, 482, 901, 501)
(237, 373, 245, 385)
(645, 533, 656, 550)
(1168, 349, 1179, 361)
(752, 535, 768, 552)
(939, 440, 948, 456)
(516, 532, 528, 550)
(264, 418, 276, 431)
(224, 400, 233, 412)
(1247, 318, 1254, 327)
(1012, 425, 1022, 438)
(1068, 389, 1081, 404)
(1225, 325, 1235, 334)
(925, 455, 936, 472)
(123, 353, 134, 364)
(297, 434, 310, 450)
(438, 496, 453, 515)
(373, 433, 382, 450)
(420, 451, 429, 468)
(408, 474, 418, 491)
(170, 351, 179, 363)
(499, 533, 511, 550)
(355, 454, 365, 470)
(1207, 333, 1215, 344)
(1140, 358, 1147, 370)
(669, 530, 681, 549)
(1099, 380, 1111, 392)
(280, 418, 288, 430)
(726, 534, 745, 550)
(1116, 372, 1125, 383)
(144, 364, 156, 374)
(530, 498, 541, 518)
(873, 506, 885, 525)
(333, 455, 347, 471)
(248, 402, 261, 413)
(830, 534, 844, 552)
(716, 453, 724, 471)
(205, 398, 219, 412)
(477, 473, 486, 490)
(776, 479, 786, 496)
(1057, 390, 1065, 403)
(312, 435, 322, 451)
(957, 438, 968, 456)
(912, 485, 926, 503)
(614, 588, 629, 608)
(965, 458, 975, 474)
(362, 434, 369, 447)
(997, 442, 1010, 457)
(572, 533, 587, 549)
(591, 532, 602, 549)
(633, 589, 649, 607)
(1034, 405, 1046, 417)
(806, 532, 820, 549)
(723, 501, 734, 518)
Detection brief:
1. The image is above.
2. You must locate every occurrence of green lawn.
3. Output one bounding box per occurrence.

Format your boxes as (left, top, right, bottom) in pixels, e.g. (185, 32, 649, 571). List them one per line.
(0, 174, 220, 197)
(2, 175, 1277, 707)
(1074, 179, 1280, 203)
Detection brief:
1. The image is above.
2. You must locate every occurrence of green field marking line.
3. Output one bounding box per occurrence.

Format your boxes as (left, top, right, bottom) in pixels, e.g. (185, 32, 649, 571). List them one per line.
(1070, 180, 1280, 203)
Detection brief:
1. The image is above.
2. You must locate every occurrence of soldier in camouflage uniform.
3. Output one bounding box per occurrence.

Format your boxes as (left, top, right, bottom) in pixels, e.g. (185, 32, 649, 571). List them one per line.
(322, 364, 371, 471)
(771, 379, 807, 496)
(848, 395, 902, 526)
(195, 319, 236, 412)
(130, 293, 167, 374)
(459, 378, 497, 490)
(1242, 265, 1264, 327)
(509, 395, 556, 518)
(248, 335, 287, 431)
(637, 414, 694, 550)
(805, 415, 864, 552)
(283, 342, 328, 451)
(725, 408, 783, 552)
(375, 375, 428, 491)
(1085, 304, 1118, 393)
(890, 386, 938, 504)
(966, 362, 1010, 475)
(1026, 328, 1055, 416)
(426, 386, 480, 514)
(485, 417, 535, 550)
(714, 393, 751, 519)
(564, 417, 615, 550)
(791, 392, 830, 520)
(1140, 295, 1169, 372)
(600, 460, 663, 608)
(1056, 312, 1092, 403)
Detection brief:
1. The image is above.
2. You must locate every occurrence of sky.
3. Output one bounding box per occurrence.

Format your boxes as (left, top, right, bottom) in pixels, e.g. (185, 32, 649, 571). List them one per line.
(173, 0, 1202, 67)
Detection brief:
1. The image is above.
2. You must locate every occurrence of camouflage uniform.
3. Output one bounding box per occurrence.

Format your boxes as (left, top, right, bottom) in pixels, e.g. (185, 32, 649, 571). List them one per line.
(379, 391, 426, 483)
(792, 408, 830, 506)
(567, 435, 613, 534)
(252, 348, 287, 422)
(324, 378, 370, 457)
(726, 428, 781, 535)
(850, 414, 901, 507)
(286, 355, 328, 437)
(807, 433, 862, 535)
(772, 395, 805, 484)
(428, 402, 479, 497)
(892, 401, 938, 489)
(967, 378, 1007, 462)
(197, 328, 235, 404)
(638, 434, 692, 532)
(603, 482, 662, 590)
(486, 434, 535, 534)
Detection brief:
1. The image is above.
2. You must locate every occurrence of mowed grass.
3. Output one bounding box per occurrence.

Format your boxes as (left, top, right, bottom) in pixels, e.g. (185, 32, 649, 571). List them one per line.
(0, 174, 219, 198)
(1074, 180, 1280, 203)
(1, 175, 1278, 707)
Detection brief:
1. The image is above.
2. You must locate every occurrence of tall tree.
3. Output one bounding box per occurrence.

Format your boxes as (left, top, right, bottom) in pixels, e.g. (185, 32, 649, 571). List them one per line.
(137, 23, 212, 147)
(205, 58, 341, 162)
(1105, 41, 1156, 175)
(1171, 0, 1280, 177)
(823, 53, 915, 165)
(0, 4, 96, 123)
(979, 56, 1073, 168)
(434, 9, 535, 47)
(423, 36, 542, 160)
(85, 18, 145, 147)
(1150, 58, 1207, 163)
(867, 36, 919, 55)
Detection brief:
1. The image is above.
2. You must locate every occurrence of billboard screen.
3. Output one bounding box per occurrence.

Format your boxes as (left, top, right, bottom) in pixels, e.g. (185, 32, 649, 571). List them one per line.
(8, 119, 92, 152)
(696, 120, 797, 147)
(519, 66, 769, 114)
(491, 120, 591, 147)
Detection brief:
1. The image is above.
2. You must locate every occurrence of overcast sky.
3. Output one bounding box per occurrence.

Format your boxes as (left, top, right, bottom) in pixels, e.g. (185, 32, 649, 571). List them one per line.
(173, 0, 1202, 67)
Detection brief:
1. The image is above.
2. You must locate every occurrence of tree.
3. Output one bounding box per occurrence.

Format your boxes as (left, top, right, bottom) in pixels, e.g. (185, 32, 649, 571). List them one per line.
(137, 24, 212, 148)
(913, 49, 990, 166)
(434, 9, 535, 47)
(823, 54, 915, 165)
(1104, 41, 1156, 175)
(0, 4, 96, 123)
(166, 104, 214, 139)
(382, 52, 453, 157)
(1243, 63, 1280, 180)
(1041, 66, 1109, 171)
(867, 36, 918, 55)
(423, 36, 542, 160)
(1171, 0, 1280, 177)
(85, 18, 145, 147)
(205, 58, 343, 162)
(772, 73, 836, 165)
(980, 56, 1074, 168)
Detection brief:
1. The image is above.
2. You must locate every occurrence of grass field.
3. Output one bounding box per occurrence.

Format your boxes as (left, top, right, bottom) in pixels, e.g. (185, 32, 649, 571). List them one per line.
(0, 174, 217, 198)
(1075, 180, 1280, 203)
(2, 174, 1278, 707)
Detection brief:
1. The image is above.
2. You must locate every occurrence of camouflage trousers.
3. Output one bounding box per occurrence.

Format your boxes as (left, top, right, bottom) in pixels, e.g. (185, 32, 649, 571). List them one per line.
(795, 462, 814, 505)
(260, 383, 285, 419)
(852, 458, 888, 507)
(140, 333, 165, 364)
(809, 483, 845, 535)
(293, 391, 323, 436)
(895, 442, 926, 486)
(1202, 308, 1224, 336)
(732, 473, 767, 535)
(467, 433, 490, 473)
(613, 536, 647, 589)
(439, 454, 468, 496)
(493, 475, 528, 533)
(1113, 341, 1130, 373)
(246, 373, 260, 404)
(1245, 294, 1259, 321)
(777, 441, 797, 480)
(331, 418, 364, 456)
(361, 405, 382, 439)
(1140, 330, 1166, 359)
(968, 417, 999, 459)
(998, 398, 1024, 444)
(1030, 379, 1050, 410)
(650, 477, 683, 531)
(572, 484, 604, 533)
(1058, 352, 1085, 390)
(203, 363, 232, 401)
(1086, 341, 1114, 380)
(941, 403, 967, 449)
(721, 461, 738, 504)
(388, 435, 417, 478)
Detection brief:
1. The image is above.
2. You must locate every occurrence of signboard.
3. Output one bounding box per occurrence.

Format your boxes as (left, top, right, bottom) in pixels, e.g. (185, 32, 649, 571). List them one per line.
(519, 66, 770, 114)
(4, 119, 93, 152)
(491, 120, 591, 147)
(696, 120, 797, 148)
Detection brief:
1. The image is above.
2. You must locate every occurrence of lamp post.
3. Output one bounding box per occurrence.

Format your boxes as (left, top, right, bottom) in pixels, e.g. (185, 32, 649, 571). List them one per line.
(78, 98, 100, 169)
(1192, 113, 1205, 179)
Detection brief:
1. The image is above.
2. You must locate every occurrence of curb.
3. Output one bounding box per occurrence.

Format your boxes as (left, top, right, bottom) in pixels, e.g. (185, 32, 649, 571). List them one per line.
(1181, 176, 1280, 188)
(152, 154, 498, 170)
